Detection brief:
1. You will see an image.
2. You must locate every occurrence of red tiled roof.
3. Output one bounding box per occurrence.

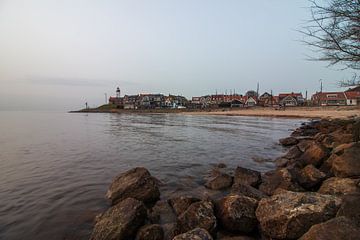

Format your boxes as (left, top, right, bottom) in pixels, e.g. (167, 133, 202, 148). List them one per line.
(344, 91, 360, 99)
(278, 93, 303, 98)
(312, 92, 346, 101)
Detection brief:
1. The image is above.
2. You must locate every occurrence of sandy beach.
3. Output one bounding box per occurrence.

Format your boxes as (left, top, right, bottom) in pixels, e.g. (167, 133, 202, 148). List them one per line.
(183, 106, 360, 119)
(76, 106, 360, 119)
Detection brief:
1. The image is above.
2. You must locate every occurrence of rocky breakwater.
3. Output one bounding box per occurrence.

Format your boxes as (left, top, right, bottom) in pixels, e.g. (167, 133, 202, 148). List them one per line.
(89, 118, 360, 240)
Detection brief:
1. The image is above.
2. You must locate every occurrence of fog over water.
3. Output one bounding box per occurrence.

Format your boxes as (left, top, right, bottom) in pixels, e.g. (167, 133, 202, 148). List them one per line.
(0, 111, 303, 240)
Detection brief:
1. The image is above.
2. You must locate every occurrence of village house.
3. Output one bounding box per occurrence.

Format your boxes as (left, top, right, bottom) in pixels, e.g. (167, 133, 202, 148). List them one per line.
(244, 96, 257, 107)
(164, 95, 188, 108)
(138, 94, 165, 109)
(167, 94, 189, 108)
(311, 92, 346, 106)
(344, 91, 360, 106)
(190, 97, 201, 108)
(108, 96, 123, 107)
(190, 94, 260, 108)
(230, 99, 244, 108)
(123, 94, 140, 109)
(201, 95, 212, 108)
(211, 94, 244, 107)
(258, 92, 278, 106)
(189, 96, 207, 108)
(344, 86, 360, 106)
(279, 93, 305, 106)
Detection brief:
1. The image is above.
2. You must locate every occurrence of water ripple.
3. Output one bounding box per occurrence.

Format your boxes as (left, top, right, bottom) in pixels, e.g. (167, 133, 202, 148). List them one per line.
(0, 111, 303, 240)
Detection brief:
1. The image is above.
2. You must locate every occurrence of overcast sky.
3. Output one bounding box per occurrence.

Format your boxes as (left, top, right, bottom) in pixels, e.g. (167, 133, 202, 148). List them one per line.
(0, 0, 356, 110)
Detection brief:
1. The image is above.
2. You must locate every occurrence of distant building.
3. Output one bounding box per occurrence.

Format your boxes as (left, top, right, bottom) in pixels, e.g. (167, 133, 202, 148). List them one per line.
(108, 87, 124, 108)
(311, 92, 346, 106)
(245, 90, 258, 98)
(244, 96, 257, 107)
(165, 95, 188, 108)
(201, 95, 212, 108)
(258, 92, 278, 106)
(138, 94, 165, 109)
(230, 99, 244, 108)
(109, 96, 123, 106)
(344, 86, 360, 106)
(279, 93, 304, 106)
(123, 94, 140, 109)
(215, 95, 244, 108)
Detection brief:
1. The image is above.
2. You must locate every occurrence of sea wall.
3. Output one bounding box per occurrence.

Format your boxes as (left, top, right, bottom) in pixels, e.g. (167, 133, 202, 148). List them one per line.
(88, 117, 360, 240)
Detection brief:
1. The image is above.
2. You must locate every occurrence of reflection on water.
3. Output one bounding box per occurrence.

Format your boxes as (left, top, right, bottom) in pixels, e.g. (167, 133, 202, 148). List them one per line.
(0, 111, 303, 240)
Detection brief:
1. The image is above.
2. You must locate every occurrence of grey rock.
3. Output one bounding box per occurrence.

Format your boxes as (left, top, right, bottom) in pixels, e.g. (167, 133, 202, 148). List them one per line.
(177, 200, 217, 234)
(136, 224, 164, 240)
(216, 195, 258, 233)
(299, 217, 360, 240)
(173, 228, 213, 240)
(90, 198, 147, 240)
(255, 191, 341, 239)
(234, 166, 261, 187)
(106, 167, 160, 205)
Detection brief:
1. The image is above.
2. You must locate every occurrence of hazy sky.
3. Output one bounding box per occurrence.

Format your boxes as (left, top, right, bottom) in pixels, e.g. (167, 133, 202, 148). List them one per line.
(0, 0, 356, 110)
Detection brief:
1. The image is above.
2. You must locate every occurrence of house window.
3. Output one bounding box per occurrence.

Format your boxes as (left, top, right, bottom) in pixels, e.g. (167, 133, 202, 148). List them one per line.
(326, 94, 338, 98)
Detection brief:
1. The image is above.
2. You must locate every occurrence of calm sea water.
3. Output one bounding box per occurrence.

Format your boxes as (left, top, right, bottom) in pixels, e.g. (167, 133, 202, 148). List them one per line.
(0, 111, 303, 240)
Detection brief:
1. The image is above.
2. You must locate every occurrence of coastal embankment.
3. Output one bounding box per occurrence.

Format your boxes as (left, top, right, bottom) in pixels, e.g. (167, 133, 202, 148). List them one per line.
(73, 106, 360, 119)
(88, 117, 360, 239)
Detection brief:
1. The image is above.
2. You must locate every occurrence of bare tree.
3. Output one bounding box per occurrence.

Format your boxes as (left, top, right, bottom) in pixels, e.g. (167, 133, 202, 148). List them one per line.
(302, 0, 360, 86)
(339, 72, 360, 86)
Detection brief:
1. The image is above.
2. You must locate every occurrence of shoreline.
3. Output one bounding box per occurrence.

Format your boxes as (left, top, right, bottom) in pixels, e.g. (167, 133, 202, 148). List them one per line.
(71, 106, 360, 120)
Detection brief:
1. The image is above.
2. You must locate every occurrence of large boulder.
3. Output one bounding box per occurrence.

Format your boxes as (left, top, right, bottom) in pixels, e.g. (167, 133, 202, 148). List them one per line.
(217, 234, 255, 240)
(329, 130, 354, 146)
(331, 143, 360, 177)
(234, 167, 261, 187)
(231, 183, 267, 200)
(177, 200, 217, 234)
(336, 194, 360, 226)
(297, 164, 326, 190)
(148, 200, 176, 224)
(297, 139, 314, 152)
(90, 198, 147, 240)
(291, 123, 319, 137)
(106, 167, 160, 205)
(299, 217, 360, 240)
(216, 195, 258, 233)
(320, 134, 336, 149)
(332, 142, 356, 155)
(168, 196, 200, 216)
(298, 143, 329, 167)
(320, 153, 339, 176)
(274, 157, 290, 168)
(314, 132, 327, 142)
(255, 191, 341, 239)
(279, 137, 299, 146)
(135, 224, 164, 240)
(283, 145, 303, 160)
(258, 168, 303, 195)
(173, 228, 213, 240)
(205, 170, 233, 190)
(162, 223, 181, 240)
(318, 177, 360, 195)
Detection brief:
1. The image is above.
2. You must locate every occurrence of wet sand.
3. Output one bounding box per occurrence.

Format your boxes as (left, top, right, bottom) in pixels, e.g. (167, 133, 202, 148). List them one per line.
(183, 106, 360, 119)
